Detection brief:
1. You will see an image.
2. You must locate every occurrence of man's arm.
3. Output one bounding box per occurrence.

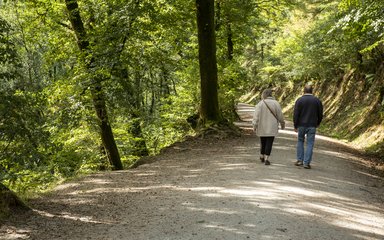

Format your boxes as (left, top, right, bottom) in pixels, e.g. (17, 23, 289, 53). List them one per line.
(293, 98, 300, 131)
(317, 99, 323, 126)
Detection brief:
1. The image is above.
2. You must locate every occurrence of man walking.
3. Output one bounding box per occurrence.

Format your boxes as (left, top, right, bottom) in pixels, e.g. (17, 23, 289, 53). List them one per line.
(293, 84, 323, 169)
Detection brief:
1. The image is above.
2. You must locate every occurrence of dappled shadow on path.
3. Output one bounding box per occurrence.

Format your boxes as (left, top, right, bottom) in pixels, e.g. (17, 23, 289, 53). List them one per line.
(1, 104, 384, 240)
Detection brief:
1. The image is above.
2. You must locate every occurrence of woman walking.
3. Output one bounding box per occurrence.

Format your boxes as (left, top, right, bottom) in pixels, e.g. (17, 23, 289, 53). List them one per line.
(252, 89, 285, 165)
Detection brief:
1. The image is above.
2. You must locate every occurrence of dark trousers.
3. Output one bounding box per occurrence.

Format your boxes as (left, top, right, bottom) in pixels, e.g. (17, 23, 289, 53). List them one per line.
(260, 136, 275, 156)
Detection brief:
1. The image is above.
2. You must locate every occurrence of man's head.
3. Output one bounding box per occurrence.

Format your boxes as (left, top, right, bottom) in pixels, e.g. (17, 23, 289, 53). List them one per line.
(304, 84, 313, 94)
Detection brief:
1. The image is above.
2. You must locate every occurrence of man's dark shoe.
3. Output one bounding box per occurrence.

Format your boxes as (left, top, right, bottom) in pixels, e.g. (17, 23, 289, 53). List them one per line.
(295, 161, 303, 166)
(265, 160, 270, 165)
(303, 164, 311, 169)
(260, 157, 265, 163)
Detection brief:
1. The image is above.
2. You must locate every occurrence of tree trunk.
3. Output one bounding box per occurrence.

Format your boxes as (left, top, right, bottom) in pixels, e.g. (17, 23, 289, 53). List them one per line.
(215, 1, 221, 31)
(227, 22, 234, 60)
(129, 113, 149, 157)
(91, 82, 123, 170)
(65, 0, 123, 170)
(196, 0, 221, 123)
(0, 183, 29, 219)
(261, 43, 265, 63)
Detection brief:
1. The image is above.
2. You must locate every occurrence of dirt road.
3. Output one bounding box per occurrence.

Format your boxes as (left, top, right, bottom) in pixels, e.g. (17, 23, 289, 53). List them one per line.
(1, 103, 383, 240)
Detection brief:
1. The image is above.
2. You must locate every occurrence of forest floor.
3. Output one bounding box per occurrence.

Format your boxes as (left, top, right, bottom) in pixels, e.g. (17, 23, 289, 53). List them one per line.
(1, 103, 384, 240)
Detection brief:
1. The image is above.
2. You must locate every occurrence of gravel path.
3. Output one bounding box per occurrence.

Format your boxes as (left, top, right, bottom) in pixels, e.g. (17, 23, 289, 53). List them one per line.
(1, 103, 383, 240)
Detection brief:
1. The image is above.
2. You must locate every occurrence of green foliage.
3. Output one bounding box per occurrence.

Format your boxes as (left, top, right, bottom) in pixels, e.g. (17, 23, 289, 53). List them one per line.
(0, 19, 21, 83)
(1, 0, 202, 195)
(336, 0, 384, 66)
(0, 15, 54, 193)
(4, 0, 382, 198)
(257, 0, 384, 87)
(142, 73, 197, 154)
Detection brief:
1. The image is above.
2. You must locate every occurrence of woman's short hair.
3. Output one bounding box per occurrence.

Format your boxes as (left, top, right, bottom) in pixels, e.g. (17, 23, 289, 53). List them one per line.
(262, 89, 273, 99)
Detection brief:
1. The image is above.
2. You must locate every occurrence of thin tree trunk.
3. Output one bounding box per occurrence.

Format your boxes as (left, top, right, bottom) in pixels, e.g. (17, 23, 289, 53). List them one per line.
(261, 43, 265, 63)
(113, 67, 149, 157)
(215, 1, 221, 31)
(65, 0, 123, 170)
(227, 22, 234, 60)
(129, 112, 149, 157)
(196, 0, 221, 123)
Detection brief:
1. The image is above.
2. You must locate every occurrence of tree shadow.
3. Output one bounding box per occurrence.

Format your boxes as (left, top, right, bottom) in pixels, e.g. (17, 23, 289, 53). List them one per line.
(1, 111, 384, 239)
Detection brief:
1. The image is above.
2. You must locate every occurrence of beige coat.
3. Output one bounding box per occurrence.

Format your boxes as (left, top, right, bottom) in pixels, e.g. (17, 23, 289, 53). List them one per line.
(252, 97, 285, 137)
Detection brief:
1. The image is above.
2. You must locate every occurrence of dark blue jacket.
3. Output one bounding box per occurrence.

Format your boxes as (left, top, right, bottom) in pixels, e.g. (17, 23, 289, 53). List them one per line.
(293, 94, 323, 129)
